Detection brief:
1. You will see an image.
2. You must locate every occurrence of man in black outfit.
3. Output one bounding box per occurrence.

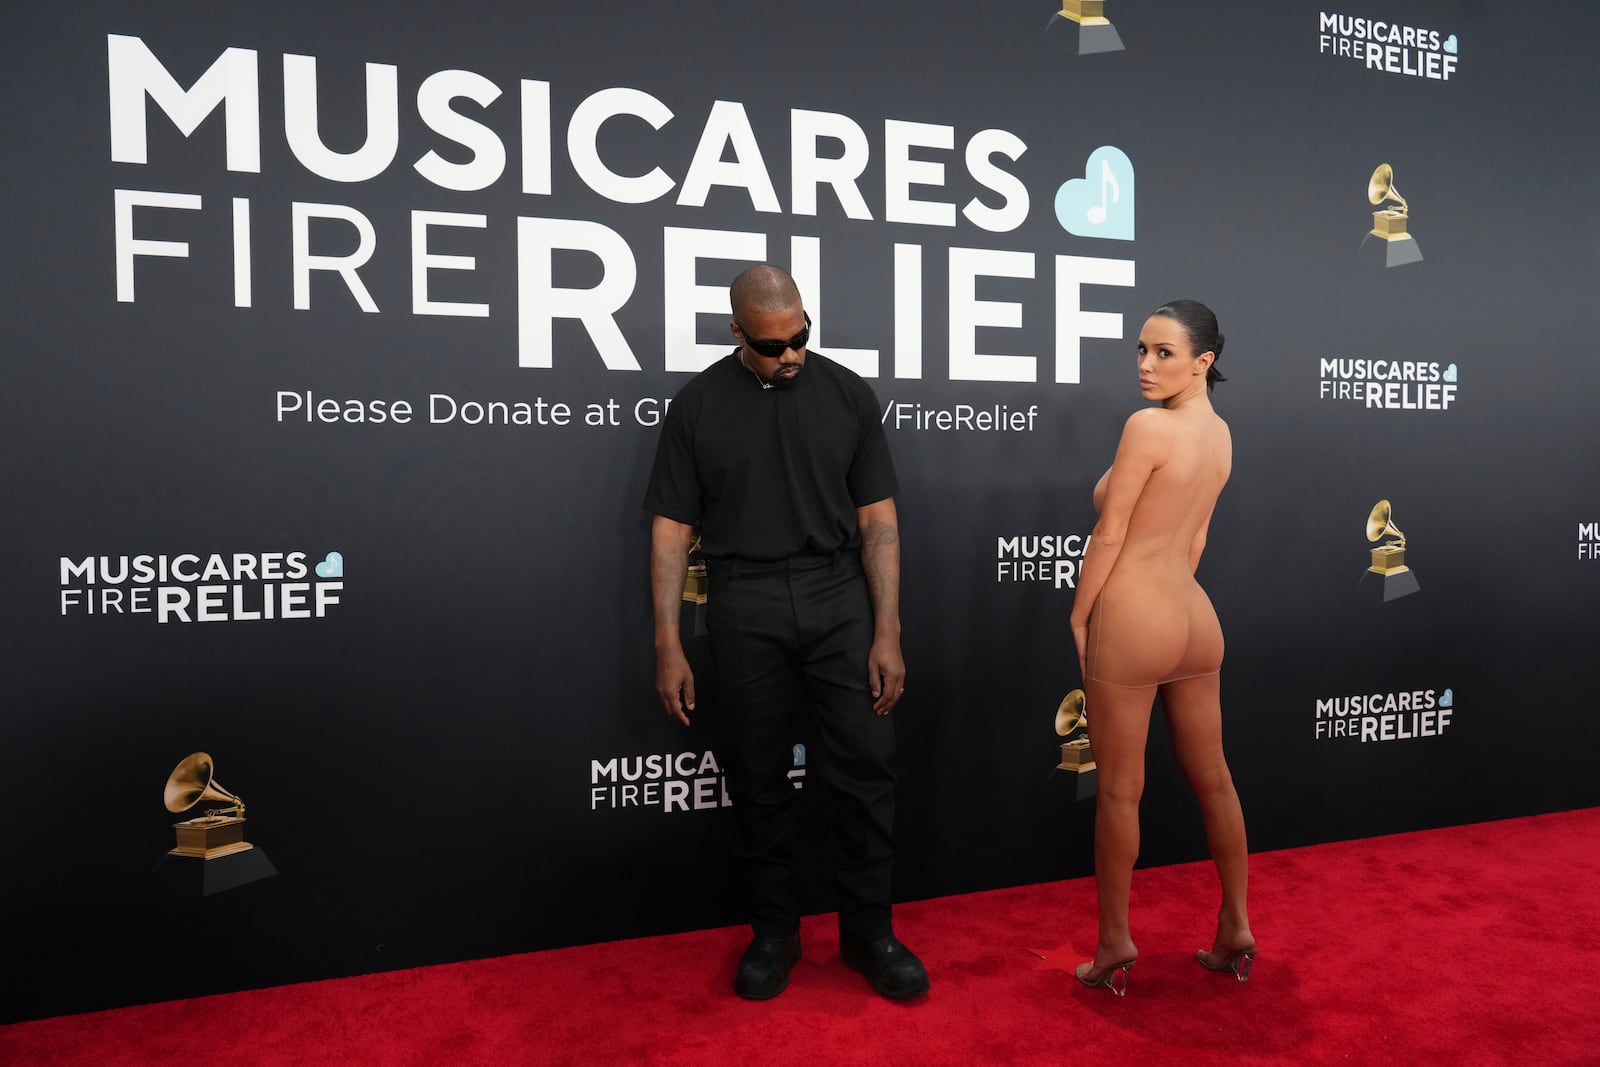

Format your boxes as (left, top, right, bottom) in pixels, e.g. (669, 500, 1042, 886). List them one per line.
(644, 265, 929, 1001)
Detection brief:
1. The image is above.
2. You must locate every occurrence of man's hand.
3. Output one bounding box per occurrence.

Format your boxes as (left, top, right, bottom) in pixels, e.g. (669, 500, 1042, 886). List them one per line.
(656, 643, 696, 726)
(867, 635, 906, 714)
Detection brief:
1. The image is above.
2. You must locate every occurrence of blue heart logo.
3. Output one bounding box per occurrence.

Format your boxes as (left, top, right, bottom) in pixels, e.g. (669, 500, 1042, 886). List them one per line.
(1055, 146, 1135, 240)
(1438, 688, 1454, 708)
(315, 551, 344, 579)
(1442, 363, 1458, 383)
(1443, 34, 1458, 55)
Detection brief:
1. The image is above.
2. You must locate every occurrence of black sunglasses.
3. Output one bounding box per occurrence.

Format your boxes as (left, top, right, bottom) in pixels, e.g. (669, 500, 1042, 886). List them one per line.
(738, 312, 811, 359)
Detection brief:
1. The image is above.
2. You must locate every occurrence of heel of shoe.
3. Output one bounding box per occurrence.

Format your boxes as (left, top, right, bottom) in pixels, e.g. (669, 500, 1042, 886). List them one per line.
(1076, 959, 1134, 997)
(1196, 947, 1258, 983)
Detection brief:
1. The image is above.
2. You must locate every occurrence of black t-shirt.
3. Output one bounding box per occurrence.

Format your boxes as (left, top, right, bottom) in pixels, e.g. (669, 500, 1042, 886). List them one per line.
(643, 349, 898, 561)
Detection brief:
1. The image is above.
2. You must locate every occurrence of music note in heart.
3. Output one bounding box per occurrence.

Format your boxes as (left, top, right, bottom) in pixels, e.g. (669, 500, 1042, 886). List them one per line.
(1086, 158, 1119, 225)
(1055, 146, 1135, 240)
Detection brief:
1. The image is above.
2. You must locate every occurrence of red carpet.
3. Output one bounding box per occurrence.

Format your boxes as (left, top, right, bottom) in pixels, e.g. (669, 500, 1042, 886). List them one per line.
(6, 808, 1599, 1066)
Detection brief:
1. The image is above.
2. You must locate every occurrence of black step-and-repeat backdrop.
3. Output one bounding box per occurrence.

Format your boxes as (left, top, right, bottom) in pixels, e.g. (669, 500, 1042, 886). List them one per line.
(4, 0, 1598, 1021)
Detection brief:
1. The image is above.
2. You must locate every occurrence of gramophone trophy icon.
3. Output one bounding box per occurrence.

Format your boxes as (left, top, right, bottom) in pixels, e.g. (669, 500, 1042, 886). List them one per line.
(1362, 163, 1424, 268)
(681, 532, 709, 637)
(682, 533, 708, 605)
(1045, 1, 1125, 55)
(1361, 499, 1421, 601)
(1053, 689, 1098, 801)
(148, 752, 277, 896)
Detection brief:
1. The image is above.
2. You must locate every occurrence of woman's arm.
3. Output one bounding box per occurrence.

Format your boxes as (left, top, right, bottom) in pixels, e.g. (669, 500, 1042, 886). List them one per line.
(1070, 409, 1168, 674)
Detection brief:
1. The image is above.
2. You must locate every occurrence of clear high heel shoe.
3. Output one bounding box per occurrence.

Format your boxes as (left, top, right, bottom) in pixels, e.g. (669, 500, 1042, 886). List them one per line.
(1195, 947, 1257, 982)
(1075, 958, 1136, 997)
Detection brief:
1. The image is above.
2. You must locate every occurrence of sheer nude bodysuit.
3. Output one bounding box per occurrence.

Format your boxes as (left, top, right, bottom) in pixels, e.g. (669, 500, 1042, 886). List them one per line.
(1085, 412, 1231, 688)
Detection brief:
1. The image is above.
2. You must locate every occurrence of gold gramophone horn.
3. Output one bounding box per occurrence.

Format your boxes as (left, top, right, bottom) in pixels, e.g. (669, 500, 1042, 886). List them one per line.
(1368, 163, 1408, 216)
(1055, 689, 1087, 736)
(164, 752, 245, 817)
(1365, 499, 1406, 549)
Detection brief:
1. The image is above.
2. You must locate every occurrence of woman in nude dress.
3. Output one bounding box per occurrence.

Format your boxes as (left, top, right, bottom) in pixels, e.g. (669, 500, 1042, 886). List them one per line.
(1068, 300, 1255, 996)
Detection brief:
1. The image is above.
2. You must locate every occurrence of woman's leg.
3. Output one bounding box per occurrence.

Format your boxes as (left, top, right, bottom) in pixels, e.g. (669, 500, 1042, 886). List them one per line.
(1081, 678, 1157, 973)
(1162, 672, 1253, 957)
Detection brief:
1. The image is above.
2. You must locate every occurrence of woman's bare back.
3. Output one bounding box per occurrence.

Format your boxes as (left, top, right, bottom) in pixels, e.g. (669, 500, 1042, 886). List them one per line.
(1087, 407, 1232, 687)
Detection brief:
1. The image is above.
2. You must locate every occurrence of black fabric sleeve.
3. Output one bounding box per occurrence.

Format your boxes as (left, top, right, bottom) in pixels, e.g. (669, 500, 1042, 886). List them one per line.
(642, 395, 702, 524)
(845, 375, 898, 507)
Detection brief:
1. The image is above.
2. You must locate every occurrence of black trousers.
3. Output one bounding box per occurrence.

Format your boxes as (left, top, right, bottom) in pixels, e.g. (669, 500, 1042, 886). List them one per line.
(705, 553, 897, 941)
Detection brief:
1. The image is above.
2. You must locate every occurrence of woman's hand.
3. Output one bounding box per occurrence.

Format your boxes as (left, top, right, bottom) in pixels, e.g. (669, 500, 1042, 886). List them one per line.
(1072, 620, 1088, 681)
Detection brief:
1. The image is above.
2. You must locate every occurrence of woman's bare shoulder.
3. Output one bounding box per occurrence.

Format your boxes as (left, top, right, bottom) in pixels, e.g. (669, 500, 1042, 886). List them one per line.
(1115, 407, 1177, 469)
(1122, 406, 1173, 436)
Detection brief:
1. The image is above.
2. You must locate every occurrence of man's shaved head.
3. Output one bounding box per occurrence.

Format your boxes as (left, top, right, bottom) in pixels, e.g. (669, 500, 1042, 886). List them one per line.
(730, 264, 802, 319)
